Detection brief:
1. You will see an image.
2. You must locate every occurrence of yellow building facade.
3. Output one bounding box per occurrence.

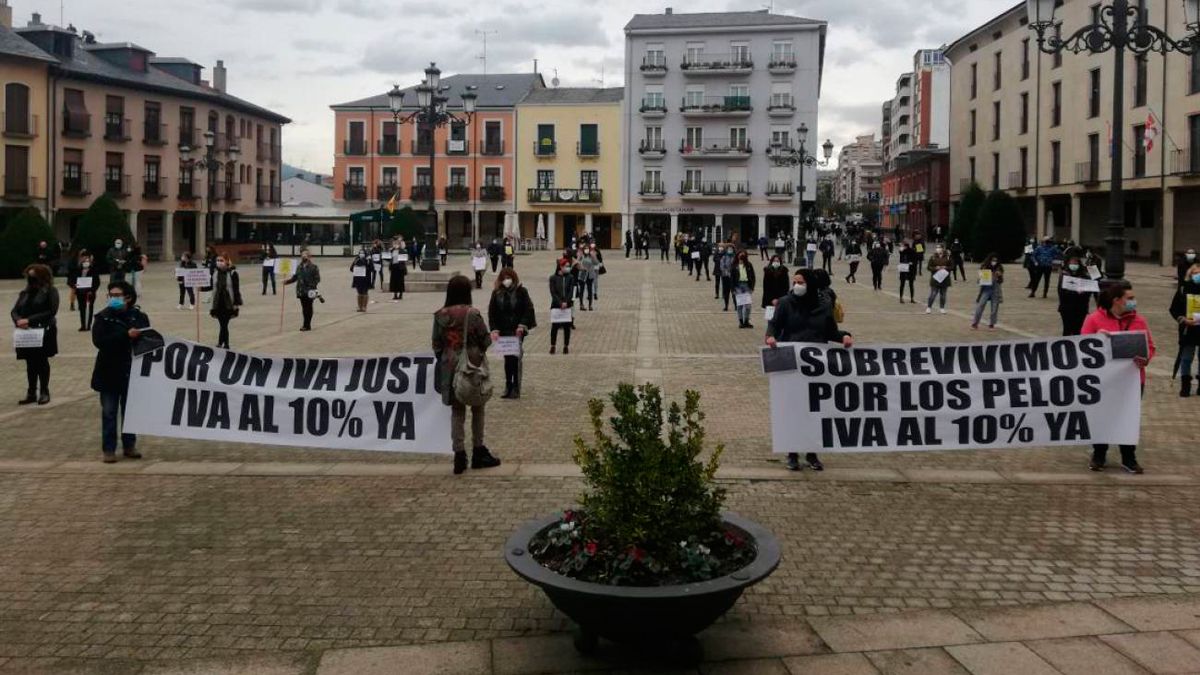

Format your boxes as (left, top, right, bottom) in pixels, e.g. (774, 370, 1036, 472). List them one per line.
(515, 88, 624, 249)
(1, 18, 54, 218)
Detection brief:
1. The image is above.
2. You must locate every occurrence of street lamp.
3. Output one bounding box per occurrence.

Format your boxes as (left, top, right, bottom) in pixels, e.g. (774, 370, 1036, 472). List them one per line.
(181, 129, 238, 248)
(1026, 0, 1199, 283)
(386, 63, 477, 271)
(770, 122, 833, 263)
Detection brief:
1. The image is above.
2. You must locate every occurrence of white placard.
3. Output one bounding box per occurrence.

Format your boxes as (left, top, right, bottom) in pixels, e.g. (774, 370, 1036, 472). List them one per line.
(13, 328, 45, 349)
(124, 337, 451, 453)
(898, 263, 911, 273)
(262, 259, 275, 268)
(493, 336, 521, 357)
(550, 308, 573, 324)
(398, 254, 409, 262)
(371, 254, 381, 262)
(765, 335, 1143, 454)
(979, 270, 994, 287)
(846, 255, 861, 263)
(691, 251, 701, 260)
(174, 267, 186, 278)
(75, 276, 94, 290)
(471, 257, 487, 271)
(765, 305, 776, 322)
(735, 292, 753, 307)
(1087, 265, 1102, 280)
(807, 243, 818, 252)
(382, 252, 392, 261)
(438, 249, 447, 255)
(1024, 245, 1034, 255)
(1062, 275, 1101, 294)
(932, 269, 950, 284)
(352, 266, 368, 278)
(183, 269, 211, 289)
(504, 246, 514, 256)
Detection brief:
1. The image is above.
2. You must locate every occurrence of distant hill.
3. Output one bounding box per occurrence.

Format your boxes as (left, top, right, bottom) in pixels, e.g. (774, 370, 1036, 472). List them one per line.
(282, 163, 328, 182)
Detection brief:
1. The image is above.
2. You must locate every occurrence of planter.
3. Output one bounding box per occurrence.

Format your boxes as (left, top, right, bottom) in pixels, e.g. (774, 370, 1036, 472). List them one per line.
(504, 512, 780, 653)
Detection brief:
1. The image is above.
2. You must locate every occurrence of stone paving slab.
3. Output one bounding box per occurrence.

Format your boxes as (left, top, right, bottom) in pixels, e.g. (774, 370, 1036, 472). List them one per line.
(1096, 596, 1200, 631)
(1099, 631, 1200, 674)
(943, 642, 1061, 675)
(781, 653, 881, 675)
(808, 610, 984, 652)
(864, 647, 970, 675)
(954, 602, 1134, 641)
(317, 641, 491, 675)
(1024, 637, 1151, 675)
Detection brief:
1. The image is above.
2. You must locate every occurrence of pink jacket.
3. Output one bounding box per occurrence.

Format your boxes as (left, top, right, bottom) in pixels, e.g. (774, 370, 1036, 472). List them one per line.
(1080, 307, 1156, 383)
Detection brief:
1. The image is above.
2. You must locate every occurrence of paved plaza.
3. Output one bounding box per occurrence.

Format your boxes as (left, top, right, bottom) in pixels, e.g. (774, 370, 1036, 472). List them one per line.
(1, 252, 1198, 674)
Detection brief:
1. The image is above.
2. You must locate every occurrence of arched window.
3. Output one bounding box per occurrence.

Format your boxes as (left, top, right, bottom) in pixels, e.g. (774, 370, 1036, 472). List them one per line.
(5, 83, 31, 135)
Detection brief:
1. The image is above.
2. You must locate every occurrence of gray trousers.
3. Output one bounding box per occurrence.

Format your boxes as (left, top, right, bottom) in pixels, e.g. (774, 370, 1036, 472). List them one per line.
(451, 401, 485, 453)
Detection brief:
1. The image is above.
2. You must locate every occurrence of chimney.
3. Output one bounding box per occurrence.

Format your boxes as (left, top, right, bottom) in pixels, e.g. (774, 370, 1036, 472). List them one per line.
(213, 60, 227, 93)
(0, 1, 11, 29)
(665, 7, 673, 14)
(29, 11, 42, 26)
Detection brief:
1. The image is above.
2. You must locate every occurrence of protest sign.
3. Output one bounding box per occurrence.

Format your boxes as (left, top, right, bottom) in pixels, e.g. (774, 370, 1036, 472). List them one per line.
(398, 254, 409, 262)
(75, 276, 93, 290)
(764, 335, 1142, 453)
(691, 251, 701, 260)
(372, 254, 382, 263)
(550, 308, 573, 324)
(1062, 275, 1100, 294)
(124, 337, 451, 453)
(932, 269, 950, 284)
(353, 266, 367, 278)
(471, 257, 487, 272)
(735, 292, 753, 307)
(382, 251, 392, 261)
(277, 259, 296, 277)
(1087, 265, 1102, 280)
(493, 336, 521, 357)
(765, 305, 776, 322)
(898, 263, 911, 274)
(979, 270, 993, 286)
(182, 269, 211, 289)
(13, 328, 44, 349)
(807, 243, 818, 253)
(262, 259, 275, 268)
(1187, 294, 1200, 322)
(1024, 245, 1034, 255)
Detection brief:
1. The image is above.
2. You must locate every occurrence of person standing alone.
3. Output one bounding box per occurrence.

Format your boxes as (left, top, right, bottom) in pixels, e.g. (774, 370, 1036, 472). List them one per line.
(11, 264, 59, 405)
(284, 252, 321, 331)
(210, 255, 243, 349)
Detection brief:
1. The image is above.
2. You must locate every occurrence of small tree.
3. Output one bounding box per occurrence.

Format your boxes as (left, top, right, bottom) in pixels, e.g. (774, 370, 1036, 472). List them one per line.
(974, 190, 1027, 262)
(0, 207, 55, 278)
(950, 183, 985, 256)
(73, 195, 132, 271)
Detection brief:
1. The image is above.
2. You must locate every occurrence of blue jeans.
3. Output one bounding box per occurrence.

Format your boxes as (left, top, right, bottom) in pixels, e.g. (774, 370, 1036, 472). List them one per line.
(972, 287, 1000, 327)
(735, 283, 752, 323)
(805, 252, 815, 268)
(100, 390, 136, 453)
(1181, 344, 1198, 378)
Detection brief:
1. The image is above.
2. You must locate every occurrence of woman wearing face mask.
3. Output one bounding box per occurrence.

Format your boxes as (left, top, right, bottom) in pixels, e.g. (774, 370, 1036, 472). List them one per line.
(1081, 283, 1154, 474)
(591, 244, 604, 299)
(389, 240, 407, 301)
(549, 258, 575, 354)
(970, 253, 1004, 330)
(843, 238, 862, 284)
(470, 241, 488, 289)
(732, 250, 757, 329)
(1169, 263, 1200, 397)
(210, 255, 243, 350)
(1179, 249, 1198, 287)
(765, 269, 854, 471)
(761, 255, 789, 314)
(176, 251, 198, 310)
(70, 250, 100, 331)
(897, 242, 918, 304)
(1057, 254, 1093, 336)
(488, 269, 536, 399)
(437, 236, 449, 267)
(575, 246, 598, 311)
(201, 245, 218, 304)
(106, 238, 129, 284)
(92, 281, 151, 463)
(350, 252, 371, 312)
(868, 242, 889, 291)
(925, 244, 953, 314)
(283, 252, 321, 331)
(11, 264, 59, 405)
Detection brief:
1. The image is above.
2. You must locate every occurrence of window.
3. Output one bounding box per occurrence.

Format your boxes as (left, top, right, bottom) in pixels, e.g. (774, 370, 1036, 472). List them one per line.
(579, 124, 598, 155)
(63, 148, 83, 193)
(63, 88, 88, 136)
(992, 153, 1000, 190)
(380, 121, 398, 154)
(770, 126, 791, 148)
(771, 40, 794, 64)
(684, 168, 703, 190)
(1087, 133, 1100, 178)
(143, 102, 161, 143)
(685, 126, 703, 150)
(645, 126, 663, 148)
(643, 168, 662, 192)
(179, 108, 194, 146)
(536, 170, 554, 188)
(347, 120, 365, 154)
(415, 123, 433, 154)
(580, 170, 598, 190)
(729, 84, 749, 102)
(4, 144, 29, 195)
(105, 152, 124, 194)
(993, 51, 1002, 90)
(1192, 52, 1200, 94)
(381, 167, 398, 187)
(1021, 39, 1030, 80)
(144, 157, 160, 195)
(968, 157, 976, 184)
(4, 83, 31, 135)
(415, 167, 431, 186)
(347, 167, 364, 186)
(729, 126, 747, 149)
(1019, 146, 1029, 186)
(770, 82, 792, 108)
(1051, 82, 1062, 127)
(993, 101, 1001, 140)
(449, 167, 466, 186)
(1051, 141, 1061, 184)
(969, 110, 977, 146)
(484, 120, 502, 152)
(1020, 93, 1029, 134)
(726, 166, 748, 191)
(685, 86, 705, 107)
(1088, 69, 1101, 118)
(1133, 124, 1147, 177)
(450, 121, 466, 142)
(1188, 114, 1200, 172)
(970, 63, 977, 99)
(645, 43, 665, 67)
(685, 41, 704, 64)
(643, 85, 665, 109)
(1134, 55, 1147, 107)
(536, 124, 555, 154)
(104, 95, 125, 139)
(730, 42, 750, 64)
(484, 167, 501, 186)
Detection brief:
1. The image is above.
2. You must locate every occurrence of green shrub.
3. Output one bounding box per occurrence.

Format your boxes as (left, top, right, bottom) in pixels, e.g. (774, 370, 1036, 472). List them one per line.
(73, 195, 132, 271)
(950, 183, 985, 258)
(974, 190, 1027, 262)
(0, 207, 55, 278)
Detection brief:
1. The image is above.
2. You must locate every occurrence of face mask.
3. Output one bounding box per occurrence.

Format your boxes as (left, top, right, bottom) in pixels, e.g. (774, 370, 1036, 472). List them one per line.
(82, 261, 90, 268)
(501, 279, 513, 288)
(1188, 254, 1197, 262)
(1124, 300, 1137, 312)
(1192, 274, 1200, 284)
(217, 262, 228, 270)
(114, 242, 123, 249)
(792, 284, 808, 297)
(1068, 264, 1080, 272)
(108, 298, 125, 311)
(771, 262, 780, 269)
(561, 267, 570, 274)
(936, 248, 944, 255)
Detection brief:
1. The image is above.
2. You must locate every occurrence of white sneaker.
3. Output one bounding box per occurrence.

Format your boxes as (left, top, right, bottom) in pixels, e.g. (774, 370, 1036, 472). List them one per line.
(177, 304, 183, 310)
(939, 309, 947, 314)
(188, 305, 195, 310)
(925, 307, 932, 314)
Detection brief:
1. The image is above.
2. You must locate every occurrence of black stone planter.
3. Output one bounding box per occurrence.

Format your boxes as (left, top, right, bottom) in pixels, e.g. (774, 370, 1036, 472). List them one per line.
(504, 512, 780, 654)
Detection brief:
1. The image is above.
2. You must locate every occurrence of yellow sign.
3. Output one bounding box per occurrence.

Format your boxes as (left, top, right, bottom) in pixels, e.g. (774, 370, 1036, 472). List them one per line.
(276, 258, 295, 277)
(979, 270, 993, 286)
(1187, 294, 1200, 321)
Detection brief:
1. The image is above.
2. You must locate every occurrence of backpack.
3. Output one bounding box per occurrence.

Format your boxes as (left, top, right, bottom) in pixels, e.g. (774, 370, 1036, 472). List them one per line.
(452, 311, 493, 407)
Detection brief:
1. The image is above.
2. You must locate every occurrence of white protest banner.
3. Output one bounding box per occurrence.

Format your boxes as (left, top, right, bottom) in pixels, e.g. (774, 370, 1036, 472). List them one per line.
(765, 335, 1142, 454)
(75, 276, 94, 290)
(13, 328, 45, 349)
(382, 251, 392, 261)
(183, 269, 211, 289)
(897, 263, 911, 274)
(262, 259, 275, 268)
(493, 336, 521, 357)
(1024, 245, 1034, 254)
(353, 266, 367, 278)
(372, 254, 382, 262)
(806, 243, 818, 252)
(1062, 275, 1100, 294)
(932, 269, 950, 284)
(1087, 265, 1102, 280)
(735, 292, 753, 307)
(764, 305, 776, 322)
(471, 256, 487, 272)
(398, 254, 410, 263)
(124, 337, 451, 453)
(691, 251, 701, 260)
(550, 308, 573, 324)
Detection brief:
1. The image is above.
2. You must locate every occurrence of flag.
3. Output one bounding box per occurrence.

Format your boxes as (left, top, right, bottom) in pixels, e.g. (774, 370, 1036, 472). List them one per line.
(1144, 113, 1159, 153)
(385, 191, 397, 215)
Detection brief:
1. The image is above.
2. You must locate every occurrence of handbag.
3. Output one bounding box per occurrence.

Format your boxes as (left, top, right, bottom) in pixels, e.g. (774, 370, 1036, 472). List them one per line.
(597, 263, 607, 275)
(452, 312, 493, 407)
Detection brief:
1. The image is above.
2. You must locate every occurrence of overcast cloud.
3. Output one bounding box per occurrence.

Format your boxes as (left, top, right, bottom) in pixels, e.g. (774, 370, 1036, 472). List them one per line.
(18, 0, 1016, 171)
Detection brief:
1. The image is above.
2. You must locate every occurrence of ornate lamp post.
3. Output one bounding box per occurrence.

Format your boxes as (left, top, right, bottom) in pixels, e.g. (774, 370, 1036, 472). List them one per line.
(770, 123, 833, 263)
(387, 63, 477, 271)
(181, 129, 238, 248)
(1026, 0, 1199, 282)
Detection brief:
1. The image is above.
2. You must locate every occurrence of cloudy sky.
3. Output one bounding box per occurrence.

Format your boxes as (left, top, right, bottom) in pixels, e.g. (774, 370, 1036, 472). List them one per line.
(18, 0, 1017, 171)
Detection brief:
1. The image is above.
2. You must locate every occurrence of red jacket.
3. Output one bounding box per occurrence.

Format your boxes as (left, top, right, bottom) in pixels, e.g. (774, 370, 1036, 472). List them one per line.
(1080, 307, 1156, 383)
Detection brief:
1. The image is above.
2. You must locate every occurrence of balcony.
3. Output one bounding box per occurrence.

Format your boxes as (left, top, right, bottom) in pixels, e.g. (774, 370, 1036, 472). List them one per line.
(445, 184, 470, 201)
(768, 55, 797, 74)
(766, 182, 795, 200)
(104, 117, 131, 142)
(257, 140, 270, 159)
(143, 122, 168, 146)
(2, 175, 34, 200)
(377, 184, 400, 201)
(1172, 149, 1200, 176)
(254, 184, 281, 205)
(179, 181, 196, 200)
(680, 96, 752, 117)
(640, 56, 668, 76)
(638, 181, 666, 200)
(2, 112, 37, 138)
(680, 181, 750, 200)
(209, 182, 227, 201)
(1008, 171, 1028, 192)
(480, 185, 506, 201)
(480, 139, 505, 155)
(270, 143, 281, 163)
(1075, 162, 1101, 186)
(142, 175, 167, 199)
(179, 128, 201, 150)
(226, 183, 242, 202)
(767, 99, 796, 117)
(212, 132, 229, 153)
(577, 142, 600, 157)
(62, 112, 91, 138)
(638, 99, 667, 118)
(638, 140, 667, 157)
(344, 139, 368, 156)
(104, 173, 130, 197)
(411, 140, 433, 156)
(378, 138, 401, 155)
(410, 185, 432, 201)
(534, 140, 557, 157)
(62, 172, 91, 197)
(446, 139, 469, 155)
(527, 188, 603, 205)
(679, 140, 752, 159)
(343, 182, 367, 201)
(681, 52, 753, 75)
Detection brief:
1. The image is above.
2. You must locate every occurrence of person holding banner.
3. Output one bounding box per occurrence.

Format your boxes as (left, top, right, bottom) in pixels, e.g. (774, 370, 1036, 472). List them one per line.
(390, 240, 408, 301)
(970, 254, 1004, 330)
(284, 252, 321, 331)
(350, 252, 371, 313)
(260, 243, 278, 295)
(1082, 283, 1154, 474)
(761, 255, 789, 312)
(843, 239, 862, 284)
(433, 275, 501, 474)
(488, 269, 536, 399)
(69, 250, 100, 331)
(1177, 248, 1197, 287)
(1057, 253, 1094, 336)
(549, 259, 575, 354)
(925, 245, 953, 314)
(765, 268, 853, 471)
(210, 255, 243, 349)
(897, 242, 918, 304)
(502, 237, 516, 269)
(91, 281, 150, 463)
(11, 264, 59, 405)
(471, 242, 488, 289)
(176, 252, 198, 310)
(1169, 263, 1200, 396)
(732, 250, 757, 329)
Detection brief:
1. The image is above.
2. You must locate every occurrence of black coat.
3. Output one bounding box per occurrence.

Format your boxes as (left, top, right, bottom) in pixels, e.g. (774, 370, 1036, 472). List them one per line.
(768, 291, 848, 344)
(488, 285, 537, 336)
(90, 306, 151, 393)
(731, 261, 756, 290)
(11, 285, 59, 359)
(762, 266, 790, 308)
(898, 248, 918, 277)
(1169, 280, 1200, 347)
(549, 272, 575, 309)
(68, 264, 101, 302)
(210, 269, 243, 319)
(1057, 270, 1094, 318)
